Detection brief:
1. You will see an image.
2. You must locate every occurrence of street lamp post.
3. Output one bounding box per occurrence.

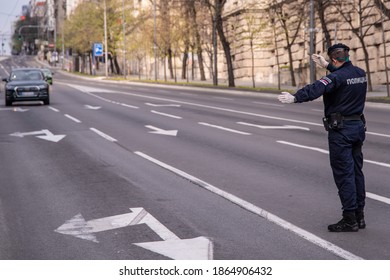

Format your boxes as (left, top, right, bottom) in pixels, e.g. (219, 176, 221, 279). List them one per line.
(212, 1, 218, 86)
(122, 0, 126, 78)
(103, 0, 108, 78)
(309, 0, 315, 83)
(153, 0, 157, 81)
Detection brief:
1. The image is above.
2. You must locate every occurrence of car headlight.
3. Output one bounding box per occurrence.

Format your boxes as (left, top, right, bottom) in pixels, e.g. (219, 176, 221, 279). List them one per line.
(5, 85, 15, 90)
(38, 84, 49, 90)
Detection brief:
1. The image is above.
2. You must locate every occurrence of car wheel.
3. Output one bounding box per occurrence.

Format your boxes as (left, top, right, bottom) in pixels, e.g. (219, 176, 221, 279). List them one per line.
(43, 96, 50, 105)
(5, 98, 12, 106)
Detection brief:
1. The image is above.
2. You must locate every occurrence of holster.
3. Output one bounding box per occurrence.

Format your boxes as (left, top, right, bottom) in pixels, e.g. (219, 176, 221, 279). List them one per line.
(322, 113, 366, 131)
(323, 112, 343, 131)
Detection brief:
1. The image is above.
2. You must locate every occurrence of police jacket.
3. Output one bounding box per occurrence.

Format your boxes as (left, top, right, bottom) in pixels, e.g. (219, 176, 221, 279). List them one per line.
(294, 61, 367, 117)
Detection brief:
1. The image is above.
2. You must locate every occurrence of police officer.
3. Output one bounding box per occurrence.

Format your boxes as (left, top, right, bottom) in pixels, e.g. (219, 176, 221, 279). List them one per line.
(277, 43, 367, 232)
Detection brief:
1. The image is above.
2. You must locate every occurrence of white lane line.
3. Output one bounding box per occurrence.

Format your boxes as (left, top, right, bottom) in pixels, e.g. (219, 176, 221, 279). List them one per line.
(66, 84, 390, 139)
(90, 128, 117, 142)
(253, 101, 284, 107)
(48, 106, 60, 112)
(67, 85, 139, 109)
(151, 110, 182, 119)
(134, 151, 362, 260)
(277, 140, 329, 154)
(277, 140, 390, 168)
(120, 103, 139, 109)
(367, 131, 390, 138)
(213, 97, 234, 101)
(64, 114, 82, 123)
(238, 122, 310, 131)
(81, 88, 322, 127)
(277, 140, 390, 205)
(366, 193, 390, 205)
(198, 122, 251, 135)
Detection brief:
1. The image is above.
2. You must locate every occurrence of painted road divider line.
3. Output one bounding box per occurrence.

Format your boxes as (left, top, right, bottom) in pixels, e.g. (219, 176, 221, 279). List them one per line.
(65, 114, 82, 123)
(199, 122, 251, 135)
(90, 128, 117, 142)
(48, 106, 60, 112)
(134, 151, 362, 260)
(151, 110, 182, 119)
(238, 122, 310, 131)
(277, 140, 390, 205)
(277, 140, 390, 168)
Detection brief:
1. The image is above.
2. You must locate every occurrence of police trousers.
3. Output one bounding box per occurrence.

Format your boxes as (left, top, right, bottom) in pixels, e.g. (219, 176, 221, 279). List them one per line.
(328, 120, 366, 212)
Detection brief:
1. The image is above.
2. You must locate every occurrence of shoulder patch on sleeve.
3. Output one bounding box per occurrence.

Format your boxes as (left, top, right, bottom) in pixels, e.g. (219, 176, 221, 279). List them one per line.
(319, 76, 332, 86)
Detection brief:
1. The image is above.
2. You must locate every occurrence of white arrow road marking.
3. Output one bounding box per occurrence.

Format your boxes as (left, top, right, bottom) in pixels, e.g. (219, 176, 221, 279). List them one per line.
(0, 107, 29, 112)
(55, 208, 213, 260)
(84, 105, 102, 110)
(238, 122, 310, 131)
(135, 151, 362, 260)
(146, 125, 178, 136)
(55, 208, 145, 243)
(135, 236, 213, 260)
(145, 103, 181, 107)
(10, 129, 66, 142)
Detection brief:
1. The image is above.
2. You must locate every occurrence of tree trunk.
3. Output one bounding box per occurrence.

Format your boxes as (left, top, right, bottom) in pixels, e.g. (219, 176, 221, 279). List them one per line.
(113, 55, 121, 75)
(167, 48, 174, 79)
(360, 39, 373, 91)
(182, 46, 189, 79)
(250, 41, 255, 88)
(287, 50, 296, 87)
(215, 13, 235, 87)
(189, 0, 206, 81)
(317, 0, 332, 48)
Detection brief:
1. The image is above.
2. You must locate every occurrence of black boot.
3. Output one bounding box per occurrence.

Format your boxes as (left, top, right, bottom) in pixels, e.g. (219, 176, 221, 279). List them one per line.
(328, 211, 359, 232)
(356, 210, 366, 229)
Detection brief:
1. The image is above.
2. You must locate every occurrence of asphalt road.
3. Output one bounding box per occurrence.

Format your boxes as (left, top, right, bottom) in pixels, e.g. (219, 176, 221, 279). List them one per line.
(0, 55, 389, 260)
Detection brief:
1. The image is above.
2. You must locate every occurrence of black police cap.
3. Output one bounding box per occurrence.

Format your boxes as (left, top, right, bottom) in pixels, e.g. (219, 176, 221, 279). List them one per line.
(327, 43, 350, 56)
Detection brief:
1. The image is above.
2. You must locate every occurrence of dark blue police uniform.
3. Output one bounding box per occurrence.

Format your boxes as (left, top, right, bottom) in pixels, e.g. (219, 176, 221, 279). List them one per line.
(294, 61, 367, 219)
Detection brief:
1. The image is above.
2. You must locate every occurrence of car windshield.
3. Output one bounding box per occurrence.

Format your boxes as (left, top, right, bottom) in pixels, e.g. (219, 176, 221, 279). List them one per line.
(42, 69, 51, 76)
(10, 70, 43, 81)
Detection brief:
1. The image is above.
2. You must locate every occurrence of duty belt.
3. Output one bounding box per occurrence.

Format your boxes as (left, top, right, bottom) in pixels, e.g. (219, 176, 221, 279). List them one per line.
(322, 113, 365, 131)
(342, 114, 363, 121)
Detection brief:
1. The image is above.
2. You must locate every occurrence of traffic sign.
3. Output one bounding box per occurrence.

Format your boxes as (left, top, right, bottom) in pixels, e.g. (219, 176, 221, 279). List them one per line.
(93, 43, 103, 57)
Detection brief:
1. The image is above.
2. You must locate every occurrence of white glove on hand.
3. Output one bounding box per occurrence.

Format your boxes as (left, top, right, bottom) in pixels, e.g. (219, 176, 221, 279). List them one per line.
(312, 54, 329, 68)
(277, 92, 295, 104)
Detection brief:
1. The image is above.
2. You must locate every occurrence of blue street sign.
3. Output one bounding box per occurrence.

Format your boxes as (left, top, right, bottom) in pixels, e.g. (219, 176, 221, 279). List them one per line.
(93, 43, 103, 57)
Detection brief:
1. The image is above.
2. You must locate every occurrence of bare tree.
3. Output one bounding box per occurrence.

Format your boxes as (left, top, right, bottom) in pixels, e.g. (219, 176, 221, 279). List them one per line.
(240, 1, 268, 88)
(335, 0, 380, 91)
(203, 0, 235, 87)
(374, 0, 390, 18)
(271, 0, 306, 87)
(188, 0, 207, 81)
(316, 0, 333, 48)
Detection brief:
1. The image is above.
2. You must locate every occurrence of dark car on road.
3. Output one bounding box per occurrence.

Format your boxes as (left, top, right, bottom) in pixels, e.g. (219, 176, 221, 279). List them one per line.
(2, 68, 50, 106)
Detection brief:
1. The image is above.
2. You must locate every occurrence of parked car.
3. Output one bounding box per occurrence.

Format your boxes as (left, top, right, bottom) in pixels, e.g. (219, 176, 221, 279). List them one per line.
(41, 68, 53, 85)
(2, 68, 50, 106)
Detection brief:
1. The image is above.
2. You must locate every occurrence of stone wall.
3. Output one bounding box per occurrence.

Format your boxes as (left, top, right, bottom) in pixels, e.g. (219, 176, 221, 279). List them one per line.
(220, 0, 390, 89)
